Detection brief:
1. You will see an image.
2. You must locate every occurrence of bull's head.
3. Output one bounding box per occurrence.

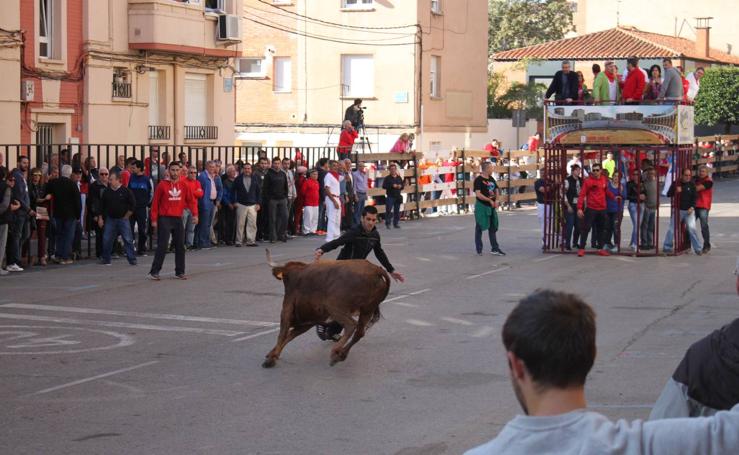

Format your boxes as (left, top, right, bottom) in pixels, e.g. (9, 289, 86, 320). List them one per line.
(266, 249, 307, 281)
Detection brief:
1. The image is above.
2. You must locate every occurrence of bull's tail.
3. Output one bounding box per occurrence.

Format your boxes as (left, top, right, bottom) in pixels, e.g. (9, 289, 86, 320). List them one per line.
(370, 268, 392, 325)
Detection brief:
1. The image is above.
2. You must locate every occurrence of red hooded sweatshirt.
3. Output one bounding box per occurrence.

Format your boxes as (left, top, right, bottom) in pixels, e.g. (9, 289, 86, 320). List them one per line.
(622, 68, 646, 101)
(577, 174, 613, 211)
(300, 178, 320, 207)
(151, 179, 198, 222)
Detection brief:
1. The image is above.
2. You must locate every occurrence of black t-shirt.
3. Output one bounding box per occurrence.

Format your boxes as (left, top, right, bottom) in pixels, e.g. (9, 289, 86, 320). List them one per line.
(473, 175, 497, 207)
(534, 179, 550, 204)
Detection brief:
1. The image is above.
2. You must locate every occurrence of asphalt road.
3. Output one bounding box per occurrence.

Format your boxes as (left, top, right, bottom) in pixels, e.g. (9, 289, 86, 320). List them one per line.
(1, 178, 738, 455)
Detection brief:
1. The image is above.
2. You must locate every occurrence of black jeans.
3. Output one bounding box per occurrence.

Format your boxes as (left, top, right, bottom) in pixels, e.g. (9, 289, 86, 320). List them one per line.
(257, 197, 269, 240)
(385, 195, 401, 226)
(7, 212, 28, 266)
(150, 216, 185, 276)
(130, 206, 148, 252)
(579, 209, 607, 249)
(268, 198, 288, 241)
(219, 204, 236, 244)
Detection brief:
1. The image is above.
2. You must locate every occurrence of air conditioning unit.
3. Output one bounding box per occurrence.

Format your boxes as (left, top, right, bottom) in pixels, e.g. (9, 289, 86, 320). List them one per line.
(217, 14, 241, 41)
(21, 80, 35, 102)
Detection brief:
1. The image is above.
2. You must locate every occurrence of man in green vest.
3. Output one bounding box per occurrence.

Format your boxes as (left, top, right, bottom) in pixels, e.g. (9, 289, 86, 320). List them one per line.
(592, 60, 620, 104)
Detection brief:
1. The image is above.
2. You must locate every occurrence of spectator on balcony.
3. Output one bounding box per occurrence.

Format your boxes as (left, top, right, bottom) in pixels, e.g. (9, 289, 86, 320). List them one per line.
(659, 58, 684, 102)
(7, 156, 32, 272)
(592, 61, 620, 105)
(484, 139, 501, 161)
(622, 57, 646, 104)
(643, 65, 663, 101)
(98, 172, 137, 266)
(337, 120, 359, 161)
(44, 165, 81, 265)
(545, 60, 579, 103)
(219, 164, 237, 246)
(262, 157, 289, 243)
(128, 160, 153, 255)
(88, 167, 108, 259)
(575, 71, 588, 103)
(0, 169, 22, 275)
(233, 163, 261, 247)
(686, 67, 704, 103)
(181, 166, 203, 249)
(390, 133, 412, 154)
(195, 160, 222, 249)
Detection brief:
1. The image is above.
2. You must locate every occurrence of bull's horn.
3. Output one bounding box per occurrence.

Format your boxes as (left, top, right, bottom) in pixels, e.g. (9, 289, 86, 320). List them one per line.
(265, 249, 279, 267)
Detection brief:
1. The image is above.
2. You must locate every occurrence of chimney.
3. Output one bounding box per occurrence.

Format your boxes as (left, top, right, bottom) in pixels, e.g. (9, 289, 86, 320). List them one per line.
(695, 17, 712, 58)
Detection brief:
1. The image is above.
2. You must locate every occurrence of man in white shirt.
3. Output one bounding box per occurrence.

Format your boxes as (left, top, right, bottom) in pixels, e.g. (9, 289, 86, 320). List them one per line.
(465, 289, 739, 455)
(686, 67, 704, 102)
(324, 160, 342, 242)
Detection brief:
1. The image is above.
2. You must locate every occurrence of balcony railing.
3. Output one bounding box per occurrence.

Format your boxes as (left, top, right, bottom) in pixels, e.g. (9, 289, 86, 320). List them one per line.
(184, 125, 218, 140)
(148, 125, 171, 140)
(112, 81, 132, 98)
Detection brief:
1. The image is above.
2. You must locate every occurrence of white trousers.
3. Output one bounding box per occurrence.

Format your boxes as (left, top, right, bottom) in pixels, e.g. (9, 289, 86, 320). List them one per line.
(303, 205, 318, 234)
(536, 202, 547, 246)
(325, 200, 341, 242)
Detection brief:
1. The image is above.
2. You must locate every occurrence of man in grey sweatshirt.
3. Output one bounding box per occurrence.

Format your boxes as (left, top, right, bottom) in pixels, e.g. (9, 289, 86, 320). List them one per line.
(465, 290, 739, 455)
(659, 58, 685, 101)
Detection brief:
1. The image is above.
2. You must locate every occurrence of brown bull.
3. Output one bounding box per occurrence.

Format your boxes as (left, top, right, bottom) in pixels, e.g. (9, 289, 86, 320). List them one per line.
(262, 250, 391, 368)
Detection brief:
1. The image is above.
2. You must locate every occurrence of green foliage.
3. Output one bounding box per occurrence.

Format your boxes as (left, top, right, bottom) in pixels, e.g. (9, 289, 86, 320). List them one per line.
(488, 78, 547, 120)
(694, 67, 739, 133)
(489, 0, 574, 57)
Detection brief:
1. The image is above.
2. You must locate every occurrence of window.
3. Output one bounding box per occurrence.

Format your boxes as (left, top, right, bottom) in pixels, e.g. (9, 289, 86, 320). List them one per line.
(185, 73, 208, 126)
(236, 58, 265, 78)
(38, 0, 52, 58)
(430, 56, 440, 97)
(431, 0, 442, 14)
(112, 68, 132, 98)
(342, 0, 373, 10)
(205, 0, 221, 11)
(273, 57, 291, 92)
(341, 55, 374, 98)
(149, 71, 162, 125)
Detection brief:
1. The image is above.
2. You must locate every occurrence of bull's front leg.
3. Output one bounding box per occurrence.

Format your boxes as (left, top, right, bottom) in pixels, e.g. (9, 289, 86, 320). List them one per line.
(263, 303, 295, 368)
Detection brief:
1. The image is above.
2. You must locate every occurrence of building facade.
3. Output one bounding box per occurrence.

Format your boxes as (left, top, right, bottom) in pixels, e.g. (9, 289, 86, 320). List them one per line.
(235, 0, 488, 157)
(2, 0, 243, 168)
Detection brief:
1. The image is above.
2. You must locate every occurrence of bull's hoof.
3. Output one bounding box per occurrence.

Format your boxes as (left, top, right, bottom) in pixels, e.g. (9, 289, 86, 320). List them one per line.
(262, 358, 277, 368)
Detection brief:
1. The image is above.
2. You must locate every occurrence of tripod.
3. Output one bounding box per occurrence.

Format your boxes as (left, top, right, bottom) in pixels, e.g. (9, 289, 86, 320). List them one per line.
(353, 123, 372, 154)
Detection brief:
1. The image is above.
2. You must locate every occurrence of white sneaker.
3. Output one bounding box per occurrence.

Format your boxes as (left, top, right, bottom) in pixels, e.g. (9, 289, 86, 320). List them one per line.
(6, 264, 24, 272)
(0, 268, 8, 276)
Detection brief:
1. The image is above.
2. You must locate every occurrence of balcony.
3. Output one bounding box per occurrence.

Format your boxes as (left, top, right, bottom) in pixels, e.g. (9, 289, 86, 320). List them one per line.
(127, 0, 240, 58)
(149, 125, 171, 140)
(112, 81, 132, 98)
(184, 126, 218, 140)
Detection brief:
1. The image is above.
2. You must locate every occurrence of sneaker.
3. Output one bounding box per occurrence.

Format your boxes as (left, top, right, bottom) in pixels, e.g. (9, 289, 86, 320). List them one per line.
(137, 252, 148, 257)
(597, 249, 611, 257)
(128, 261, 137, 266)
(695, 250, 703, 256)
(235, 243, 242, 247)
(476, 251, 483, 256)
(6, 264, 24, 272)
(0, 268, 8, 276)
(175, 274, 187, 280)
(491, 249, 506, 256)
(702, 245, 710, 254)
(577, 249, 585, 257)
(61, 260, 74, 265)
(607, 245, 618, 254)
(98, 260, 112, 266)
(147, 273, 161, 281)
(246, 243, 258, 247)
(393, 224, 401, 229)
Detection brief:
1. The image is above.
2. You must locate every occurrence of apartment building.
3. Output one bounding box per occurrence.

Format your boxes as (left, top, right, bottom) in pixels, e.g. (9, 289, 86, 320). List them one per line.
(235, 0, 488, 156)
(1, 0, 243, 165)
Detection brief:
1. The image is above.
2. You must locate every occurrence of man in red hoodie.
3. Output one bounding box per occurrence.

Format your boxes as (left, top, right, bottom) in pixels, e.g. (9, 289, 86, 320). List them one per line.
(577, 163, 616, 257)
(148, 161, 198, 280)
(622, 57, 646, 104)
(694, 165, 713, 254)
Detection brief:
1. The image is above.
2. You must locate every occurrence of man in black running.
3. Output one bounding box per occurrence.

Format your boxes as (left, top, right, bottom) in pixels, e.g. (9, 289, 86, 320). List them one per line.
(314, 205, 404, 340)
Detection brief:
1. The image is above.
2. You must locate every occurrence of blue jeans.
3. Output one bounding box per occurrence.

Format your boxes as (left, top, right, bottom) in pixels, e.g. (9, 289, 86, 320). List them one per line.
(182, 208, 195, 247)
(385, 195, 401, 226)
(640, 208, 656, 247)
(663, 209, 702, 253)
(130, 206, 148, 252)
(353, 192, 367, 226)
(475, 216, 499, 254)
(54, 217, 77, 260)
(695, 208, 710, 248)
(564, 209, 579, 249)
(102, 218, 136, 263)
(195, 203, 214, 247)
(7, 212, 29, 266)
(627, 202, 644, 247)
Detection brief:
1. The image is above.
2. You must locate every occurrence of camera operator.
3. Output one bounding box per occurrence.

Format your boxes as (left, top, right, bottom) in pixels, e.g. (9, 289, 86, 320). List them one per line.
(337, 120, 359, 161)
(344, 98, 364, 130)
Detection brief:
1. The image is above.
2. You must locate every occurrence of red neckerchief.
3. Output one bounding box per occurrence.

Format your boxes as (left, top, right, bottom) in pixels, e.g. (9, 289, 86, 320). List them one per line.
(605, 71, 616, 83)
(329, 171, 340, 180)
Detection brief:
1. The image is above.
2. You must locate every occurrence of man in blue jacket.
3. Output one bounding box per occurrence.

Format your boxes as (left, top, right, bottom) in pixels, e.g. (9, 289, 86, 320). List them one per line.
(127, 160, 153, 255)
(195, 160, 222, 249)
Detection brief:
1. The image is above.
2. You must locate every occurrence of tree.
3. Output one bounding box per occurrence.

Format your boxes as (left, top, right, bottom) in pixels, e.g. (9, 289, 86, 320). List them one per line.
(694, 67, 739, 134)
(489, 0, 575, 57)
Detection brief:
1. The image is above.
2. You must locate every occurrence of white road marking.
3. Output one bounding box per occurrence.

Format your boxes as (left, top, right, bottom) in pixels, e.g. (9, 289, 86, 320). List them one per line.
(533, 255, 559, 263)
(0, 304, 278, 328)
(0, 313, 245, 337)
(390, 301, 419, 308)
(613, 256, 636, 263)
(31, 361, 160, 396)
(466, 274, 481, 280)
(479, 266, 511, 276)
(440, 317, 474, 326)
(405, 319, 434, 327)
(506, 293, 526, 297)
(231, 328, 280, 342)
(0, 325, 135, 355)
(439, 255, 460, 261)
(384, 295, 409, 303)
(415, 257, 431, 262)
(471, 326, 495, 338)
(66, 284, 99, 291)
(408, 288, 431, 296)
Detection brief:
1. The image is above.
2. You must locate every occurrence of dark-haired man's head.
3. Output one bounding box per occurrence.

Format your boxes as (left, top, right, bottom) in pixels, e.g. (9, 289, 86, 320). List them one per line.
(271, 156, 281, 171)
(502, 290, 596, 415)
(360, 205, 378, 232)
(133, 160, 144, 175)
